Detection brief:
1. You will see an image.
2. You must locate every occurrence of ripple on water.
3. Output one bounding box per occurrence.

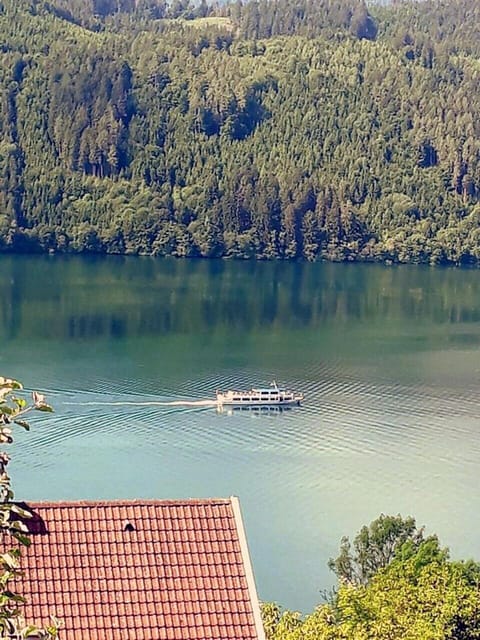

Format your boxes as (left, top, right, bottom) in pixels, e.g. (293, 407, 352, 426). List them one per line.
(23, 368, 478, 475)
(10, 360, 480, 615)
(5, 256, 480, 614)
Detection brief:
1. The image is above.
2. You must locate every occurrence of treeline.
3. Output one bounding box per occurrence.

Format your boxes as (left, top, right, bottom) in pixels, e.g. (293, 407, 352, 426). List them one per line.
(1, 0, 480, 265)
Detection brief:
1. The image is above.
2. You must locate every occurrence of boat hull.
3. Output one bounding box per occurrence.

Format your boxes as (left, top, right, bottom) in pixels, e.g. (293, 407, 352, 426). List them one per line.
(217, 396, 303, 408)
(217, 398, 302, 408)
(218, 404, 292, 412)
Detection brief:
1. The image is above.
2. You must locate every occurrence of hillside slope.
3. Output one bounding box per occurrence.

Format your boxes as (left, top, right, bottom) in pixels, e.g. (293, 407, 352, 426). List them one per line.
(1, 0, 480, 264)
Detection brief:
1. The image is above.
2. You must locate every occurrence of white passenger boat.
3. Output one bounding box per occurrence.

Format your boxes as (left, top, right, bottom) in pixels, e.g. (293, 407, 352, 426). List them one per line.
(216, 381, 304, 408)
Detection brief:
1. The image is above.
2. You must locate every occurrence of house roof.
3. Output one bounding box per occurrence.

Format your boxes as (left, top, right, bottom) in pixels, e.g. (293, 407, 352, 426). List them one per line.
(6, 497, 266, 640)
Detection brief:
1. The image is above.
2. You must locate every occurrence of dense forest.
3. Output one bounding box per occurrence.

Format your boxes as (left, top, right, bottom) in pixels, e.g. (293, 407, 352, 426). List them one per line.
(1, 0, 480, 264)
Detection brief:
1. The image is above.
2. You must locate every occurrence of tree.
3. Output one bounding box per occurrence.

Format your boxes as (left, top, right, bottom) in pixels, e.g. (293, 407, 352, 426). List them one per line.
(0, 376, 59, 639)
(328, 548, 480, 640)
(328, 513, 438, 586)
(350, 3, 377, 40)
(267, 554, 480, 640)
(263, 515, 480, 640)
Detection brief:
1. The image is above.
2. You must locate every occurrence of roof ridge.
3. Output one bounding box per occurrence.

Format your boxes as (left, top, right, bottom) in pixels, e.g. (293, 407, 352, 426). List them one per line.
(24, 497, 235, 508)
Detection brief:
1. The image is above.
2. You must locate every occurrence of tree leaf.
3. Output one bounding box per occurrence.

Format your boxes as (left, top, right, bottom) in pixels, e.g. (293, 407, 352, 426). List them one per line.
(11, 532, 31, 547)
(34, 404, 54, 413)
(3, 590, 26, 603)
(0, 378, 22, 390)
(13, 420, 30, 431)
(9, 504, 33, 520)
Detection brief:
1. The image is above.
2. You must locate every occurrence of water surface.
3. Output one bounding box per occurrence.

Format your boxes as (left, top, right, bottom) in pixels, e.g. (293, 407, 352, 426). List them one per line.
(1, 255, 480, 611)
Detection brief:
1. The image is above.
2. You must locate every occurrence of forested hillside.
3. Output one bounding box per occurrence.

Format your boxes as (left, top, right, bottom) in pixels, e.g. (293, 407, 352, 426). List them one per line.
(1, 0, 480, 264)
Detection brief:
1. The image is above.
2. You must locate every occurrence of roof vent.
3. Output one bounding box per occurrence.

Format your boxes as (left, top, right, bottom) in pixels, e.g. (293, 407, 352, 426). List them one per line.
(123, 521, 135, 532)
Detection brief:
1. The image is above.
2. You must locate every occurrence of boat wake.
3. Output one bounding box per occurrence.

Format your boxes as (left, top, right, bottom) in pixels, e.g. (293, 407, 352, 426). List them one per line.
(63, 399, 218, 407)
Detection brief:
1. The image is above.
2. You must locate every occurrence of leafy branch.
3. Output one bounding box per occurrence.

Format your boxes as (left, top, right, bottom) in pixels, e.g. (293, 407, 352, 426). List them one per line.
(0, 377, 59, 640)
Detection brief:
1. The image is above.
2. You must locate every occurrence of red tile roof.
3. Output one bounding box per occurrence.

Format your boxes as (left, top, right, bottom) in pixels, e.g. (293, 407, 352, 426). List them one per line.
(3, 498, 265, 640)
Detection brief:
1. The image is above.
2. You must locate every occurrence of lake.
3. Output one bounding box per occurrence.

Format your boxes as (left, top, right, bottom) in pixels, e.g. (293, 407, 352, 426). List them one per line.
(1, 254, 480, 612)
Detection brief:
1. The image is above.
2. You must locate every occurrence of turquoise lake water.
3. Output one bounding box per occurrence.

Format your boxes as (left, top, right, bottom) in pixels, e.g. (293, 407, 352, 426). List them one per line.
(1, 254, 480, 611)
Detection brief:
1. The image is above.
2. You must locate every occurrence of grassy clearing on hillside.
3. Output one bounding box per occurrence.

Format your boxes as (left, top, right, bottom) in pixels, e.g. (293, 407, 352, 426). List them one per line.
(161, 16, 235, 30)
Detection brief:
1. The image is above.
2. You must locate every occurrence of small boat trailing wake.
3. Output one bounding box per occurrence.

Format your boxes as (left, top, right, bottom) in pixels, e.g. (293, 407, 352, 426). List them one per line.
(61, 381, 304, 411)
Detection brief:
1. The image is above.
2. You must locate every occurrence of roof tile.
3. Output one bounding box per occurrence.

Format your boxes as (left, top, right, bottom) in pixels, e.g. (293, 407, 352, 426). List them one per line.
(4, 498, 263, 640)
